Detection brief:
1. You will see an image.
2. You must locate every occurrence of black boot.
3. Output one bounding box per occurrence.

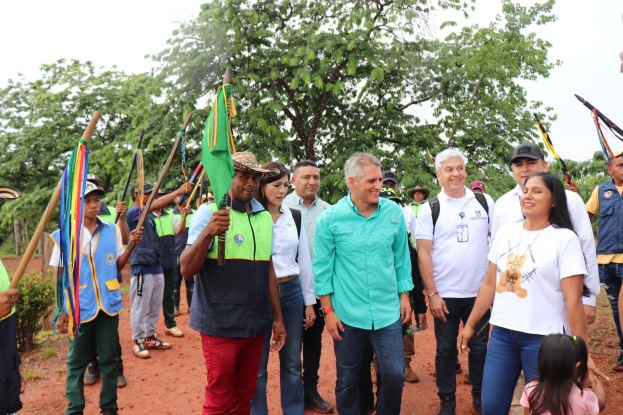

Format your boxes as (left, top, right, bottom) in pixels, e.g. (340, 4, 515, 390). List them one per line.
(84, 360, 100, 385)
(186, 288, 194, 313)
(117, 363, 127, 388)
(174, 289, 180, 316)
(437, 396, 456, 415)
(304, 390, 334, 413)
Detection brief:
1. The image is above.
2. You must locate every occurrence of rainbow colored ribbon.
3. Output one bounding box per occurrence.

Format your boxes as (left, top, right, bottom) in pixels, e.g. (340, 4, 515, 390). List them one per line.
(55, 138, 89, 339)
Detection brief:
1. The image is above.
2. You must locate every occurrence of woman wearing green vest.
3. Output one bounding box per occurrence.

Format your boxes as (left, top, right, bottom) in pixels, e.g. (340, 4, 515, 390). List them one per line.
(251, 162, 316, 415)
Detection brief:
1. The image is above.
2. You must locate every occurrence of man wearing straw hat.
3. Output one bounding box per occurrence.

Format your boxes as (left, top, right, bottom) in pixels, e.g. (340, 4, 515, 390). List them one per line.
(407, 185, 430, 217)
(181, 151, 286, 415)
(0, 185, 23, 415)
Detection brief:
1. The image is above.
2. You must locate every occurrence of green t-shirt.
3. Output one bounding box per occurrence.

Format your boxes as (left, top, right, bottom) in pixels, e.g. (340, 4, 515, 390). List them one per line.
(0, 260, 15, 320)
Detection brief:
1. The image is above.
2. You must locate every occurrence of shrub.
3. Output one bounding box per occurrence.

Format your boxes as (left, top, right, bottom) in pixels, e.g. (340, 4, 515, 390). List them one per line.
(15, 271, 54, 350)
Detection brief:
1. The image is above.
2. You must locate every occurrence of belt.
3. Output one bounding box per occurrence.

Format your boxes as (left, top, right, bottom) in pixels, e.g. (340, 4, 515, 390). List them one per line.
(277, 275, 297, 284)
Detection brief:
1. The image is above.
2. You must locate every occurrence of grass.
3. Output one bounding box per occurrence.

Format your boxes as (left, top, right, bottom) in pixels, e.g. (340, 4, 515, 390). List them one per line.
(22, 368, 44, 381)
(120, 285, 130, 295)
(41, 347, 56, 358)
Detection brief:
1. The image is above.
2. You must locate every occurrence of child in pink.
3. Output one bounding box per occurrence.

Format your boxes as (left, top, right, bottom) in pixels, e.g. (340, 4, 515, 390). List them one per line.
(521, 334, 605, 415)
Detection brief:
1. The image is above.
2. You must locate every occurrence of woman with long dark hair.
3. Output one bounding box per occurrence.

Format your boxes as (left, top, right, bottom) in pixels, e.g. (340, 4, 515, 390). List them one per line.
(458, 173, 600, 414)
(251, 162, 316, 415)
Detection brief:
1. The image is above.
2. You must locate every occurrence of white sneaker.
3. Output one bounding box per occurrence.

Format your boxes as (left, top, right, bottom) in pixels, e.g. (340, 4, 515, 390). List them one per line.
(133, 340, 150, 359)
(165, 326, 184, 337)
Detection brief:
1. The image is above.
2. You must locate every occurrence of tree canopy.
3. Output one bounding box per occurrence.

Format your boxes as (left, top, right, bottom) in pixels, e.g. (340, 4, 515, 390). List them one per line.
(0, 0, 595, 243)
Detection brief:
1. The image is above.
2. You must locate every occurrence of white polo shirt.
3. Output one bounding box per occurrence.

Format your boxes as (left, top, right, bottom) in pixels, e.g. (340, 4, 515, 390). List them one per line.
(415, 187, 495, 298)
(492, 185, 599, 306)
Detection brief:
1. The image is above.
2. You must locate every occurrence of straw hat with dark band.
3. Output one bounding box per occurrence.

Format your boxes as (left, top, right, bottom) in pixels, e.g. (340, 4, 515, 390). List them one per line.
(407, 185, 430, 200)
(232, 152, 279, 179)
(0, 186, 20, 201)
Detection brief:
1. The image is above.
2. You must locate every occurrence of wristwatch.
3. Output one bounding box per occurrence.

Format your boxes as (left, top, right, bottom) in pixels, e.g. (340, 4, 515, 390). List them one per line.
(428, 291, 439, 299)
(318, 306, 334, 317)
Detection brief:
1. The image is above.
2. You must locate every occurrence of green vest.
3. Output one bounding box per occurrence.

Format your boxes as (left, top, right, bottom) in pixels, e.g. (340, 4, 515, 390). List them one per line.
(0, 260, 15, 320)
(153, 210, 175, 236)
(98, 205, 116, 223)
(206, 203, 272, 261)
(172, 211, 193, 228)
(409, 203, 423, 217)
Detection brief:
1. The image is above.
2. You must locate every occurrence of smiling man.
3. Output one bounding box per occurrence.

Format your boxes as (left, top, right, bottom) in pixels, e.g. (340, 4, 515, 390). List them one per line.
(313, 152, 412, 415)
(415, 148, 494, 414)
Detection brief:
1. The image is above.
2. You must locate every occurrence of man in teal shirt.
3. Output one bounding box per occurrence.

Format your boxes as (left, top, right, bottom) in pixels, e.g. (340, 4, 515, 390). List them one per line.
(313, 152, 412, 415)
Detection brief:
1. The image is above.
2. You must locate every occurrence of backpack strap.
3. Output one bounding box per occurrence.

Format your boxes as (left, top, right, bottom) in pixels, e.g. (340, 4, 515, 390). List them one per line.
(290, 208, 302, 263)
(290, 208, 302, 239)
(428, 193, 489, 233)
(474, 192, 489, 223)
(428, 196, 440, 231)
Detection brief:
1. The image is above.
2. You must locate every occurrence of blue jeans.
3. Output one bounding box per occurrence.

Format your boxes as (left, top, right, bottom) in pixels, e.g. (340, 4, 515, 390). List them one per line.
(434, 297, 489, 399)
(599, 263, 623, 348)
(251, 276, 304, 415)
(481, 326, 543, 415)
(334, 319, 404, 415)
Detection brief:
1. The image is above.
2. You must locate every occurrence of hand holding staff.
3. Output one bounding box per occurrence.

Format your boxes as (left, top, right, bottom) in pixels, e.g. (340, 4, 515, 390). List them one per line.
(126, 113, 193, 251)
(176, 170, 206, 234)
(116, 130, 144, 223)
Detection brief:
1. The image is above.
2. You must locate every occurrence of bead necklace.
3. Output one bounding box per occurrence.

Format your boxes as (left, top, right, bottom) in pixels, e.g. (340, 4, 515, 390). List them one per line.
(512, 222, 550, 266)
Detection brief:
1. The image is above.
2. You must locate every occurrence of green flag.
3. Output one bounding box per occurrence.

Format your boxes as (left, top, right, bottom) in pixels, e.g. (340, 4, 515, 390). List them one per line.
(202, 84, 236, 204)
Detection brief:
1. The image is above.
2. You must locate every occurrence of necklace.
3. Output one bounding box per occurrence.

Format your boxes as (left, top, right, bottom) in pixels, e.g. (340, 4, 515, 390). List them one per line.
(512, 222, 549, 266)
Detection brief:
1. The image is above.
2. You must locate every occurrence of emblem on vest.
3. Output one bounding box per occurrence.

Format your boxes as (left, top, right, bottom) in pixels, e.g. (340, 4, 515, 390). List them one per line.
(604, 190, 613, 199)
(105, 253, 116, 265)
(234, 234, 245, 246)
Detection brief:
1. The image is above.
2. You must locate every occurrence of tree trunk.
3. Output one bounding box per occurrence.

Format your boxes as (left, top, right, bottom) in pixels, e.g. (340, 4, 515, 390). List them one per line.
(14, 219, 21, 256)
(41, 232, 51, 275)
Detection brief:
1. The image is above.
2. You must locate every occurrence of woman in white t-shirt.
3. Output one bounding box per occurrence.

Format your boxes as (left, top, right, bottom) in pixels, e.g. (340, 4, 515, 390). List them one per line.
(458, 172, 599, 414)
(250, 162, 317, 415)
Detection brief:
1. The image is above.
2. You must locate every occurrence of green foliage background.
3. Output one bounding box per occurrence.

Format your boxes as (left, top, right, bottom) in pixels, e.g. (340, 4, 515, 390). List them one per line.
(0, 0, 610, 244)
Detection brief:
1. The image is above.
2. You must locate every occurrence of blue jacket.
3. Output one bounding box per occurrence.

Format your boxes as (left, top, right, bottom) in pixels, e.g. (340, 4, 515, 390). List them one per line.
(596, 180, 623, 255)
(126, 206, 161, 269)
(51, 221, 123, 323)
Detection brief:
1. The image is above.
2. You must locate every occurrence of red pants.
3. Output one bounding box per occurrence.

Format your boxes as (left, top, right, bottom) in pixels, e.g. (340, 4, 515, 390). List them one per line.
(201, 334, 265, 415)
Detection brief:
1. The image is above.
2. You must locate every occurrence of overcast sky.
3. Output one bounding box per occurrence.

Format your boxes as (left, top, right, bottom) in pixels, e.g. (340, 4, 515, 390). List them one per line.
(0, 0, 621, 162)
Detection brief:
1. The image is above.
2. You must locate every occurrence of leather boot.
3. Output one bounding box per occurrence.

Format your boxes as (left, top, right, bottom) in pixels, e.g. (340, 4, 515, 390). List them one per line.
(117, 363, 127, 388)
(186, 288, 194, 313)
(174, 290, 180, 316)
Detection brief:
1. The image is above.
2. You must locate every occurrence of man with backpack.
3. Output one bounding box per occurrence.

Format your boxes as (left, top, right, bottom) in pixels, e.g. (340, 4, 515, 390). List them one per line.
(415, 148, 494, 415)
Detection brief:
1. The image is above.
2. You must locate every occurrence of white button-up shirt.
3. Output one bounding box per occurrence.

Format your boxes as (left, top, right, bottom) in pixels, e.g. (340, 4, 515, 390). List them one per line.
(272, 205, 316, 306)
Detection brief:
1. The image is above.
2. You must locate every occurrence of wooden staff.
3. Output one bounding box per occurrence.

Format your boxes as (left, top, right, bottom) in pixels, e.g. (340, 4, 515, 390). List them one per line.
(10, 112, 101, 289)
(126, 113, 193, 250)
(175, 169, 206, 234)
(217, 68, 233, 266)
(116, 129, 145, 223)
(178, 163, 203, 205)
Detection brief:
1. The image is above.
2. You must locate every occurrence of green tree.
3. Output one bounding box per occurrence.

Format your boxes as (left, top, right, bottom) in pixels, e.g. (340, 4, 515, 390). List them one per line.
(0, 60, 192, 237)
(154, 0, 559, 202)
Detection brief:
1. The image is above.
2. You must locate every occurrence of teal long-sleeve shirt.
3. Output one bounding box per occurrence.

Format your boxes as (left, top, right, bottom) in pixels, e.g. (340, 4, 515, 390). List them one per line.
(313, 194, 413, 330)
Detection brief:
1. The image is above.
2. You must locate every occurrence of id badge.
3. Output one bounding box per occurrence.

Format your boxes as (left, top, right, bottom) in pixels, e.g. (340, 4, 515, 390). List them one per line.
(457, 224, 469, 242)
